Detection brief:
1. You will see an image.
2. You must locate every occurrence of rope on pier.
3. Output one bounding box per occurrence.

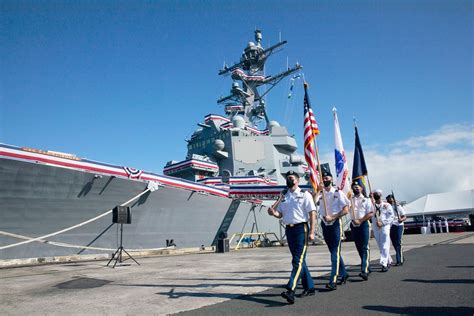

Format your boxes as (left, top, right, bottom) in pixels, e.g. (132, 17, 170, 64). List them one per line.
(0, 183, 158, 251)
(0, 230, 172, 252)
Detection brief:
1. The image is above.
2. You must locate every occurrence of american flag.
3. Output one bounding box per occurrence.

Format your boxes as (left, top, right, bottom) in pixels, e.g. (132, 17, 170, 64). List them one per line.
(303, 82, 320, 190)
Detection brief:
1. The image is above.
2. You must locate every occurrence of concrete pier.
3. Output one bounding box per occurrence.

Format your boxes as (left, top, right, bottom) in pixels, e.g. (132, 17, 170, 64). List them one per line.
(1, 233, 473, 315)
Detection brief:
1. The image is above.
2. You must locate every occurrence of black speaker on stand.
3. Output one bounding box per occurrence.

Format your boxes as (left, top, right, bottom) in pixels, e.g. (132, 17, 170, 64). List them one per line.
(107, 206, 140, 268)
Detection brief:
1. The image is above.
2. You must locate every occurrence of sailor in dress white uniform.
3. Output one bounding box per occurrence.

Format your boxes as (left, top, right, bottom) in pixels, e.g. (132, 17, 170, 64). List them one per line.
(371, 189, 394, 272)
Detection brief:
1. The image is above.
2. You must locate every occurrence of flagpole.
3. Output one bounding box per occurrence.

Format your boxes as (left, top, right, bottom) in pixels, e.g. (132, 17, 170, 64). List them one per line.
(354, 119, 379, 223)
(303, 80, 328, 219)
(365, 175, 380, 220)
(351, 116, 358, 221)
(356, 119, 375, 215)
(313, 138, 329, 217)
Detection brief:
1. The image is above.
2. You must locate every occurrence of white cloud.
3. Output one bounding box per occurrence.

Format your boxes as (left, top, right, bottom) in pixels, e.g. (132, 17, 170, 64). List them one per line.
(395, 124, 474, 148)
(322, 123, 474, 203)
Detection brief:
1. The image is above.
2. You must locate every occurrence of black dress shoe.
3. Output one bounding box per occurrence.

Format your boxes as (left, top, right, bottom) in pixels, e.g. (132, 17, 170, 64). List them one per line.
(281, 290, 295, 304)
(338, 274, 349, 285)
(325, 282, 337, 291)
(300, 288, 316, 297)
(359, 272, 368, 281)
(381, 266, 388, 272)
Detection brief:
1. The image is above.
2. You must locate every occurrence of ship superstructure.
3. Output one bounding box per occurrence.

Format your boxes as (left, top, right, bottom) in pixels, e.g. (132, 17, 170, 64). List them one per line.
(164, 30, 308, 186)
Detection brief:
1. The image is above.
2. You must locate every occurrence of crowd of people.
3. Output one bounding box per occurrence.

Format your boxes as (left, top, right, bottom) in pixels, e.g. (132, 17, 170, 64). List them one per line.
(267, 170, 407, 305)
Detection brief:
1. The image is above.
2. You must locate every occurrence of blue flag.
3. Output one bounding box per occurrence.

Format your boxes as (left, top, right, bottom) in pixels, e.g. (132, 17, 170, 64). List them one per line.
(352, 126, 368, 195)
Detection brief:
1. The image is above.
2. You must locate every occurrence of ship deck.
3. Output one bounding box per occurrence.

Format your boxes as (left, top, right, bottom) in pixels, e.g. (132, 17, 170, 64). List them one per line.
(1, 232, 473, 315)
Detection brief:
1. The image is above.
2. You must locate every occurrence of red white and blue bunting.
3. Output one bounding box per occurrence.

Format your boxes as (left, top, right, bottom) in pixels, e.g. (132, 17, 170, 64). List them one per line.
(0, 144, 229, 198)
(231, 68, 266, 82)
(123, 167, 143, 179)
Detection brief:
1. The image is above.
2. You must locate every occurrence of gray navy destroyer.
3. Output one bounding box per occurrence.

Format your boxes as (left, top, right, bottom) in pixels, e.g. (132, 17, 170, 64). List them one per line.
(0, 30, 310, 260)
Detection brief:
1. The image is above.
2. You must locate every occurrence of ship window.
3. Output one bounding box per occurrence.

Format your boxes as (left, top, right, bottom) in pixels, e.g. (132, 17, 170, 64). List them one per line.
(232, 131, 239, 136)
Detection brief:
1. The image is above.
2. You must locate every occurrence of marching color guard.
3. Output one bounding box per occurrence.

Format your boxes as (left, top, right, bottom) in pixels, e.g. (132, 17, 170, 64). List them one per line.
(316, 169, 350, 290)
(371, 189, 394, 272)
(267, 171, 317, 304)
(387, 194, 407, 266)
(349, 181, 374, 280)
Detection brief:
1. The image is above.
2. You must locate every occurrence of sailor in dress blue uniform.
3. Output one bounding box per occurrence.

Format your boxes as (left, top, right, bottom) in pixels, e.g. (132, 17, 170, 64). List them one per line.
(387, 194, 407, 266)
(316, 170, 350, 290)
(268, 170, 317, 304)
(349, 181, 374, 280)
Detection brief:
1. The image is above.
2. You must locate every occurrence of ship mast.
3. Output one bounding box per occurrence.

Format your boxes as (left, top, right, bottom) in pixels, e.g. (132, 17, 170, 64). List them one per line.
(217, 30, 302, 127)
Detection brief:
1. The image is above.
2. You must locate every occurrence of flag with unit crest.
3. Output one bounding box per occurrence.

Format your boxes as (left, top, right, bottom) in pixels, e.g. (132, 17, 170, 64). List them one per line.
(352, 125, 369, 196)
(333, 108, 351, 195)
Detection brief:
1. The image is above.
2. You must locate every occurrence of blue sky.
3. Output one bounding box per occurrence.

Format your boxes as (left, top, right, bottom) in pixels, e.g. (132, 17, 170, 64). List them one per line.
(1, 0, 472, 201)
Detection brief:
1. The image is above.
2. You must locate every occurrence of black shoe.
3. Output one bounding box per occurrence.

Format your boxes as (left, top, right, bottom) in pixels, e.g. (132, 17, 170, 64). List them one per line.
(325, 282, 337, 291)
(381, 266, 388, 272)
(338, 274, 349, 285)
(359, 272, 368, 281)
(300, 288, 316, 297)
(281, 290, 295, 304)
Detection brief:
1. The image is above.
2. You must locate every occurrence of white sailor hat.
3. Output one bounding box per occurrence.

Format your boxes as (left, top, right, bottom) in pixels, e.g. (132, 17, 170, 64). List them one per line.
(372, 189, 383, 195)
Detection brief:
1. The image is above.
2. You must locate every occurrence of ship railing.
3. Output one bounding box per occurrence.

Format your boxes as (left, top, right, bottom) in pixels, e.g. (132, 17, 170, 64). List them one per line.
(229, 232, 283, 250)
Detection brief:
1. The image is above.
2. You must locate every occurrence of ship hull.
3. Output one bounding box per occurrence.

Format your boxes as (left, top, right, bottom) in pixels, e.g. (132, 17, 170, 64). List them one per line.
(0, 156, 281, 260)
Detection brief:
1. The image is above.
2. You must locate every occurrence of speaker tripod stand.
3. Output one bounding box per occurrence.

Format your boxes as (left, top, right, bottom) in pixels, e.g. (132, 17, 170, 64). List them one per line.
(107, 223, 140, 268)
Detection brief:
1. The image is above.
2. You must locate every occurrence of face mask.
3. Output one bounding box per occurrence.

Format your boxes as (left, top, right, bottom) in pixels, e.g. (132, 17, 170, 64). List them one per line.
(373, 193, 381, 200)
(323, 180, 332, 187)
(353, 189, 360, 195)
(286, 179, 295, 188)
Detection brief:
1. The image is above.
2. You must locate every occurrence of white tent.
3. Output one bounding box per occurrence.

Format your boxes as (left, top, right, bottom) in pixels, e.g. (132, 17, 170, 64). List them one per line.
(403, 189, 474, 217)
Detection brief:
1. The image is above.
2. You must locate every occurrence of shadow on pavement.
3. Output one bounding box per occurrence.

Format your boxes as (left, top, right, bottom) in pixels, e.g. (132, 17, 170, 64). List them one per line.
(403, 278, 474, 284)
(158, 289, 287, 308)
(117, 282, 282, 289)
(363, 305, 474, 315)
